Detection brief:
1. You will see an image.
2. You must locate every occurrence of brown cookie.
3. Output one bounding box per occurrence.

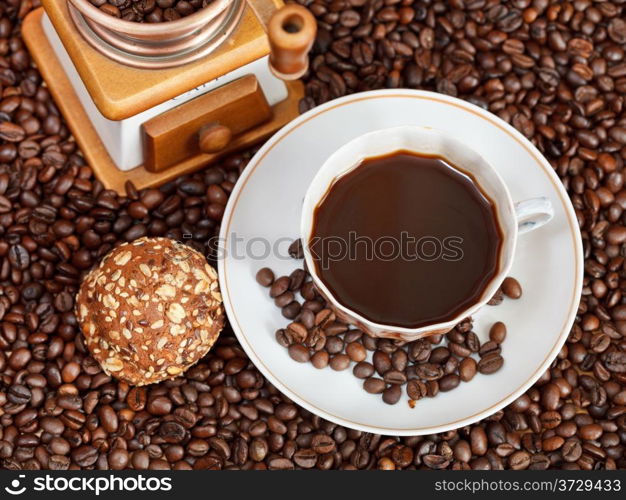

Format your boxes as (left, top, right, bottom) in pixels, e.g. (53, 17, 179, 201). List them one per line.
(76, 237, 224, 386)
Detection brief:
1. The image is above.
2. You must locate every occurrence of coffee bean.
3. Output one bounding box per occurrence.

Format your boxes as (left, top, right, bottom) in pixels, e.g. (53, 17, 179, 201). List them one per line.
(128, 201, 148, 219)
(274, 291, 294, 308)
(329, 354, 350, 371)
(541, 383, 561, 411)
(287, 322, 308, 343)
(346, 342, 366, 362)
(382, 384, 402, 405)
(48, 455, 70, 470)
(509, 450, 530, 470)
(288, 269, 306, 291)
(282, 301, 301, 319)
(459, 357, 477, 382)
(293, 448, 317, 468)
(61, 361, 80, 383)
(383, 370, 407, 385)
(108, 449, 129, 470)
(353, 361, 374, 379)
(579, 424, 603, 441)
(372, 350, 392, 375)
(160, 421, 185, 443)
(324, 336, 343, 354)
(378, 457, 395, 470)
(415, 363, 444, 381)
(488, 289, 504, 305)
(470, 427, 488, 456)
(439, 374, 460, 392)
(407, 380, 427, 400)
(147, 396, 172, 416)
(543, 436, 565, 452)
(391, 350, 408, 371)
(489, 322, 507, 344)
(98, 404, 118, 433)
(0, 121, 25, 142)
(408, 339, 431, 362)
(269, 276, 290, 298)
(452, 440, 471, 463)
(249, 438, 268, 462)
(288, 344, 310, 363)
(423, 454, 450, 469)
(529, 454, 550, 470)
(8, 385, 30, 405)
(501, 277, 522, 299)
(607, 18, 626, 43)
(449, 341, 471, 358)
(479, 341, 501, 357)
(540, 410, 562, 430)
(363, 378, 385, 394)
(8, 245, 29, 270)
(288, 239, 304, 259)
(311, 351, 329, 369)
(268, 457, 294, 470)
(478, 353, 504, 375)
(562, 439, 583, 462)
(127, 387, 147, 411)
(71, 445, 98, 467)
(602, 351, 626, 373)
(0, 195, 11, 213)
(430, 346, 450, 364)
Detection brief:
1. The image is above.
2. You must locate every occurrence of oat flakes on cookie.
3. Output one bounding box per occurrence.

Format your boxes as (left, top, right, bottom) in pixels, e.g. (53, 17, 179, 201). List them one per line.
(76, 237, 224, 386)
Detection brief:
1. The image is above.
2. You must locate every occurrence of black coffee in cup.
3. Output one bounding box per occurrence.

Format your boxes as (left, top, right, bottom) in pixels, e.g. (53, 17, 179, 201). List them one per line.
(310, 151, 503, 328)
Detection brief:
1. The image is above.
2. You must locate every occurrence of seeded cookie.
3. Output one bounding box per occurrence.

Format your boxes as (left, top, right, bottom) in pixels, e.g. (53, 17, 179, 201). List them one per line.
(76, 237, 224, 386)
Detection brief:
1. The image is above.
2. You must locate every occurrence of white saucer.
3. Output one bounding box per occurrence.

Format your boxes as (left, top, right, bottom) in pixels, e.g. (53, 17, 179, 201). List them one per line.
(218, 89, 583, 436)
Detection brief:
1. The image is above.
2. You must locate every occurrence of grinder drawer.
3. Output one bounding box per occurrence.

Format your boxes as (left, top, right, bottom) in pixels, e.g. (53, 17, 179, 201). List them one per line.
(142, 75, 272, 172)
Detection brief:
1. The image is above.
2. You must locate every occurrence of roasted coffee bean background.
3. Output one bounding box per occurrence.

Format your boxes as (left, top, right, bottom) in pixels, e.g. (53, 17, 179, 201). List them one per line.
(89, 0, 216, 23)
(1, 0, 626, 470)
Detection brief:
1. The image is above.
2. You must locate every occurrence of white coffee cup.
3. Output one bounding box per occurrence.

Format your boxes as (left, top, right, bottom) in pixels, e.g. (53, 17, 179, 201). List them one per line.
(300, 126, 554, 341)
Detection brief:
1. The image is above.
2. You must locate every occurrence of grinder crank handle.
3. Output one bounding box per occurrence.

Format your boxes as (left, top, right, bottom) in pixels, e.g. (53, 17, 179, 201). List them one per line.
(267, 4, 317, 81)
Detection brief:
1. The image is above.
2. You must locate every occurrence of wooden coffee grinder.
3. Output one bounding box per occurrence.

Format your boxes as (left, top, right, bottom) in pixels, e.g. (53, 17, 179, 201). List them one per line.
(22, 0, 316, 193)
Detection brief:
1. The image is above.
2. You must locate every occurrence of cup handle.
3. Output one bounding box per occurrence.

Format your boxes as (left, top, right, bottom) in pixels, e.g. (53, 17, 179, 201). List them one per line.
(515, 197, 554, 235)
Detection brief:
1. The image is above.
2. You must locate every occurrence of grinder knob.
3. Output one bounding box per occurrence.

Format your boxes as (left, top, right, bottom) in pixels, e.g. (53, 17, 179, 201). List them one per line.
(268, 5, 317, 81)
(198, 123, 232, 154)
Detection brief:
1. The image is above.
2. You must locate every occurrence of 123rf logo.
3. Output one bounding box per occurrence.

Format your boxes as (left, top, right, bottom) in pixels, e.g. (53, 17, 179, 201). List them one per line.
(4, 474, 172, 496)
